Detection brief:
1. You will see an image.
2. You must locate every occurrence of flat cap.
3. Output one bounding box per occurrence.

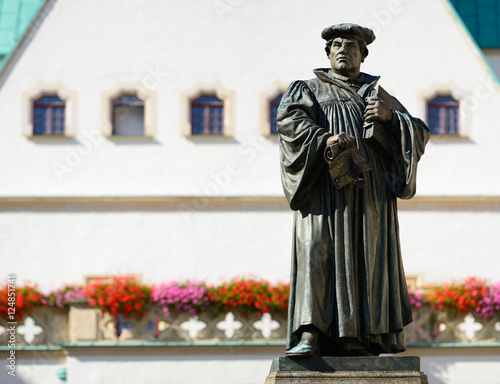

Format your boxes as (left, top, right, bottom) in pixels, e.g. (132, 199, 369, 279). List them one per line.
(321, 23, 375, 45)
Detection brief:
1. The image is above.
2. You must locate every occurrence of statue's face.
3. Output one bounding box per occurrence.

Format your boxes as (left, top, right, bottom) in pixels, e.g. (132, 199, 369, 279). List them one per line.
(329, 37, 364, 78)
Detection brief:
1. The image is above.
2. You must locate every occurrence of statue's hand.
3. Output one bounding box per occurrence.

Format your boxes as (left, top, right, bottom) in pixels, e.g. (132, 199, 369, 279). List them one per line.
(326, 132, 356, 149)
(364, 97, 393, 124)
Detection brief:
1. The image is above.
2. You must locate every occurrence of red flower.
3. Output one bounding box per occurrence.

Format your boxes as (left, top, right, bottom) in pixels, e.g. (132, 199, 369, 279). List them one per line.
(84, 277, 151, 320)
(427, 277, 488, 316)
(207, 277, 289, 317)
(0, 283, 45, 321)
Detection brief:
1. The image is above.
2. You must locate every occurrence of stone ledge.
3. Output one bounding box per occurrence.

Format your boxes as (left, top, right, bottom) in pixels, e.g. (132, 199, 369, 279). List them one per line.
(270, 356, 420, 372)
(265, 370, 428, 384)
(3, 306, 498, 346)
(266, 356, 428, 384)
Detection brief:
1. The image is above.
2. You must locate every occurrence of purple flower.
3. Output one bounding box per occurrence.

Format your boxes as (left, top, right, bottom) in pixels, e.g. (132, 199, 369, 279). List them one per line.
(477, 283, 500, 319)
(45, 285, 85, 308)
(151, 281, 209, 317)
(408, 288, 427, 308)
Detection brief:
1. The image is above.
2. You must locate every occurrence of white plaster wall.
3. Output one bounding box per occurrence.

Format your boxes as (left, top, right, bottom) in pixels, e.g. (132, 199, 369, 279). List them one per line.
(398, 208, 500, 283)
(0, 0, 500, 286)
(61, 346, 500, 384)
(0, 205, 294, 290)
(0, 0, 499, 198)
(407, 347, 500, 384)
(2, 354, 66, 384)
(4, 347, 500, 384)
(66, 348, 282, 384)
(1, 204, 500, 289)
(421, 355, 500, 384)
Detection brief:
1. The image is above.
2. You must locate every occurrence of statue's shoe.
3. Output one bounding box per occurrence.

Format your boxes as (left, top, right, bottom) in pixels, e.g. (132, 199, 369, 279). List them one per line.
(285, 336, 320, 357)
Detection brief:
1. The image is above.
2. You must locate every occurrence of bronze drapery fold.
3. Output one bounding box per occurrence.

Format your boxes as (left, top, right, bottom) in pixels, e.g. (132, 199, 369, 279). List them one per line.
(278, 68, 430, 355)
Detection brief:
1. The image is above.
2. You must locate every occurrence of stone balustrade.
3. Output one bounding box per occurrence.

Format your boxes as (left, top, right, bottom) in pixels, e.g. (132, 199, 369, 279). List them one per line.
(1, 302, 500, 347)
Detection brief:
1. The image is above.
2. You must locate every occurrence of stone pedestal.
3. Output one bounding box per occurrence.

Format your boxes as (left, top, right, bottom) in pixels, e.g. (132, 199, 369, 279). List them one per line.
(265, 356, 428, 384)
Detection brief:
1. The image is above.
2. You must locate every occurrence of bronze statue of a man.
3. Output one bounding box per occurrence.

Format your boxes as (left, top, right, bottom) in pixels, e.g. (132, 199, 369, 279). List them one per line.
(277, 23, 429, 357)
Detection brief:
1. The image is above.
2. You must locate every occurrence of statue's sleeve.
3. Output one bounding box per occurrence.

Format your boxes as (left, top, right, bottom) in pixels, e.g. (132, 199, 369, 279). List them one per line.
(277, 80, 331, 210)
(388, 110, 430, 199)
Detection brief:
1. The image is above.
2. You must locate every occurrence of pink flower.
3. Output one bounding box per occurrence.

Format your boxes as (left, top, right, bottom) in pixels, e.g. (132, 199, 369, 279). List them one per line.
(477, 283, 500, 319)
(151, 281, 209, 317)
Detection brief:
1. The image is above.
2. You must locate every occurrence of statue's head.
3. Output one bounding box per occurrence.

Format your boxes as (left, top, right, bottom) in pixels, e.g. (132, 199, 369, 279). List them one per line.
(322, 23, 375, 78)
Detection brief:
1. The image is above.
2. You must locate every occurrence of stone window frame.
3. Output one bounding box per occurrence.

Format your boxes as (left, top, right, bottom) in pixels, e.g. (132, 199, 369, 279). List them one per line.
(405, 274, 423, 291)
(101, 83, 156, 138)
(418, 83, 469, 140)
(22, 82, 77, 138)
(84, 274, 142, 285)
(259, 82, 288, 138)
(181, 81, 235, 138)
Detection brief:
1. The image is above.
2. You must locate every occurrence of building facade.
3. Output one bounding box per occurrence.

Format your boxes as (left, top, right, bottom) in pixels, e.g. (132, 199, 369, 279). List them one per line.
(1, 0, 500, 383)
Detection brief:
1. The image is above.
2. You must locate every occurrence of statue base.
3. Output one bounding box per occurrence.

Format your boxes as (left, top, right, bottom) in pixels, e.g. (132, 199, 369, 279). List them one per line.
(265, 356, 428, 384)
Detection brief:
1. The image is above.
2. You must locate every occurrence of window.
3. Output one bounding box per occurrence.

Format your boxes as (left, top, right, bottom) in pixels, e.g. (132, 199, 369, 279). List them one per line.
(259, 83, 287, 138)
(112, 94, 145, 136)
(181, 82, 234, 138)
(269, 93, 283, 135)
(22, 83, 76, 138)
(101, 84, 156, 138)
(191, 95, 224, 135)
(427, 95, 459, 135)
(33, 95, 65, 135)
(84, 274, 141, 285)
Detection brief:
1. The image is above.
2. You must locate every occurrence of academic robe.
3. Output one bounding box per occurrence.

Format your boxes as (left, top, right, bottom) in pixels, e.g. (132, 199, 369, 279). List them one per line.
(277, 68, 430, 355)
